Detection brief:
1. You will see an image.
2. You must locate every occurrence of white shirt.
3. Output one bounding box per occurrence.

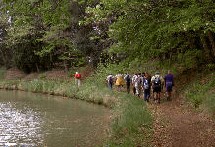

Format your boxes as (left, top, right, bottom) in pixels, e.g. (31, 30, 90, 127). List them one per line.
(151, 74, 164, 83)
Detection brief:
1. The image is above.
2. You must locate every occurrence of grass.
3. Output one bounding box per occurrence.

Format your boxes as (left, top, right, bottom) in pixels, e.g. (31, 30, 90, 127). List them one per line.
(0, 67, 6, 80)
(108, 93, 152, 146)
(184, 71, 215, 114)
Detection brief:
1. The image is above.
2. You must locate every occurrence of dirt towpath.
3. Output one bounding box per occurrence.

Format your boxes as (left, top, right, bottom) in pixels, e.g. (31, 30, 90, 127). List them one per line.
(148, 92, 215, 147)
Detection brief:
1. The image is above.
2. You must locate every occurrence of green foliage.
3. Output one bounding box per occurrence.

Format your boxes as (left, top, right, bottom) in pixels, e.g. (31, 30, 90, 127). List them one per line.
(36, 0, 74, 59)
(1, 0, 215, 71)
(0, 0, 99, 71)
(205, 94, 215, 115)
(85, 0, 215, 69)
(177, 49, 202, 69)
(185, 72, 215, 110)
(109, 93, 152, 146)
(206, 63, 215, 70)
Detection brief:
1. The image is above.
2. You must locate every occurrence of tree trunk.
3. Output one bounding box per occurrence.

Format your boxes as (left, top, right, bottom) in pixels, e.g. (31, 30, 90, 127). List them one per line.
(0, 49, 7, 66)
(64, 60, 68, 72)
(207, 31, 215, 59)
(36, 63, 40, 72)
(200, 35, 213, 62)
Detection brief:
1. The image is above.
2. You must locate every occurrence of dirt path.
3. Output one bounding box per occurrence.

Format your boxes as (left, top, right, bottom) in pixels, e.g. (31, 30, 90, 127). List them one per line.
(148, 92, 215, 147)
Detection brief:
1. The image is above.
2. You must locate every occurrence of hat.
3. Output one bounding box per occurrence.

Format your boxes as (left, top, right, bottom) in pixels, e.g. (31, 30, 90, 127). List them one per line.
(155, 71, 160, 74)
(76, 72, 78, 74)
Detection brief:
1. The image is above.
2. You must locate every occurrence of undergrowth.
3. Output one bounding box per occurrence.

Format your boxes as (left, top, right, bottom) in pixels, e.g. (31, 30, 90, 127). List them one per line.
(184, 71, 215, 114)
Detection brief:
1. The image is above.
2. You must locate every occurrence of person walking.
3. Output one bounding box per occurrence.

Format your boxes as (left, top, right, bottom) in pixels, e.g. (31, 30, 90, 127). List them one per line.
(164, 70, 174, 100)
(132, 73, 141, 97)
(124, 73, 131, 93)
(141, 72, 151, 102)
(132, 73, 137, 95)
(106, 74, 114, 90)
(151, 71, 164, 103)
(74, 72, 81, 87)
(115, 73, 125, 91)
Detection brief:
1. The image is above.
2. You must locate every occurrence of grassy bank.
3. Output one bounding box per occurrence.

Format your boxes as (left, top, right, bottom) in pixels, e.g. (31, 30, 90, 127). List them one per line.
(183, 71, 215, 115)
(0, 67, 153, 146)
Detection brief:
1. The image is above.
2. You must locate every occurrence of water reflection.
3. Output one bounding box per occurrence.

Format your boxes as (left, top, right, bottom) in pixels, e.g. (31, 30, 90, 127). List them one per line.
(0, 90, 110, 147)
(0, 102, 43, 146)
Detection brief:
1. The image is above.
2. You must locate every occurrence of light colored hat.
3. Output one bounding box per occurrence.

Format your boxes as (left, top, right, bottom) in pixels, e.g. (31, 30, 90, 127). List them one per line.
(155, 71, 160, 74)
(76, 72, 78, 74)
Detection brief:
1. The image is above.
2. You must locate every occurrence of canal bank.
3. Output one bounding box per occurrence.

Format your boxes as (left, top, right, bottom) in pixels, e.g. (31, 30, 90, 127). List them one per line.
(0, 68, 153, 146)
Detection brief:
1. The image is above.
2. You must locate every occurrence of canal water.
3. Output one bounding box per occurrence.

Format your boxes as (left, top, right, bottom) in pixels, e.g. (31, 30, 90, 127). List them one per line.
(0, 90, 111, 147)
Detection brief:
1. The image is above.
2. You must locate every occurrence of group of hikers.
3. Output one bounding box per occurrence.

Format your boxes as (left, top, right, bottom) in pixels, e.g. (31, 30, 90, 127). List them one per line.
(106, 70, 174, 103)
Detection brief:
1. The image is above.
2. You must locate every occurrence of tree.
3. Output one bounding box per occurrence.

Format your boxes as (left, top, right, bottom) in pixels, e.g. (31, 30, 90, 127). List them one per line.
(0, 11, 13, 68)
(86, 0, 215, 69)
(0, 0, 111, 72)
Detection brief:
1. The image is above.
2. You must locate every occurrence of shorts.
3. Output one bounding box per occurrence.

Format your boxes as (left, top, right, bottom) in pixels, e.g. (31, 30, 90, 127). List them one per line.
(166, 82, 173, 92)
(153, 86, 161, 93)
(166, 85, 173, 92)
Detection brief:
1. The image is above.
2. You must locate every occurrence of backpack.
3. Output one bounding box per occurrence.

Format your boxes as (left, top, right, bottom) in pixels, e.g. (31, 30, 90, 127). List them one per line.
(154, 76, 161, 87)
(143, 79, 149, 89)
(76, 73, 81, 79)
(109, 76, 113, 84)
(125, 75, 131, 83)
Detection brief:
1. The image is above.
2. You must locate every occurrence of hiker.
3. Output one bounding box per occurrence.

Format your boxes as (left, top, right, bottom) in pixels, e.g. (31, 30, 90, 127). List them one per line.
(141, 72, 151, 102)
(124, 73, 131, 93)
(106, 74, 114, 90)
(74, 72, 81, 87)
(115, 73, 125, 91)
(131, 73, 137, 95)
(164, 70, 174, 100)
(151, 71, 164, 103)
(132, 73, 141, 97)
(139, 72, 145, 89)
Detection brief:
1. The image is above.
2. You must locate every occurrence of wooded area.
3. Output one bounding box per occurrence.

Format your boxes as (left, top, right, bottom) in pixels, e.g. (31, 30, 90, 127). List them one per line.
(0, 0, 214, 73)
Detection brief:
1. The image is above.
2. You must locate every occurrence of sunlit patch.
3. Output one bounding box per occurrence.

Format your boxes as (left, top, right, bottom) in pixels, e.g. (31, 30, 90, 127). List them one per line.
(0, 102, 43, 146)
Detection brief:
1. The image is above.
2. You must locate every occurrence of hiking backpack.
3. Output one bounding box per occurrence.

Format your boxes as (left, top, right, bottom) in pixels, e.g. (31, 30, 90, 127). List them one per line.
(143, 79, 149, 89)
(125, 75, 131, 83)
(154, 77, 161, 88)
(109, 76, 113, 84)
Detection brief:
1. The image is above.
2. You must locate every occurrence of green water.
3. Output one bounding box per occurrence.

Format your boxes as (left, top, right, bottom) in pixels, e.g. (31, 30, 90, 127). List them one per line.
(0, 90, 110, 147)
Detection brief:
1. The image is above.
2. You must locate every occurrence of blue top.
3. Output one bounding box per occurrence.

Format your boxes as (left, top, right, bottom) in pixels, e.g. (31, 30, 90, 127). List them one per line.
(164, 74, 174, 83)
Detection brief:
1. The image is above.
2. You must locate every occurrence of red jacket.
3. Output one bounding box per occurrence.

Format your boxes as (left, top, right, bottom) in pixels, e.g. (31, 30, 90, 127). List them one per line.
(74, 73, 81, 79)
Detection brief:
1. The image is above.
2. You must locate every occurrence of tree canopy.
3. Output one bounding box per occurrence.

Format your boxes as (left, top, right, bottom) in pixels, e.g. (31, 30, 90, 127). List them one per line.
(87, 0, 215, 69)
(0, 0, 214, 73)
